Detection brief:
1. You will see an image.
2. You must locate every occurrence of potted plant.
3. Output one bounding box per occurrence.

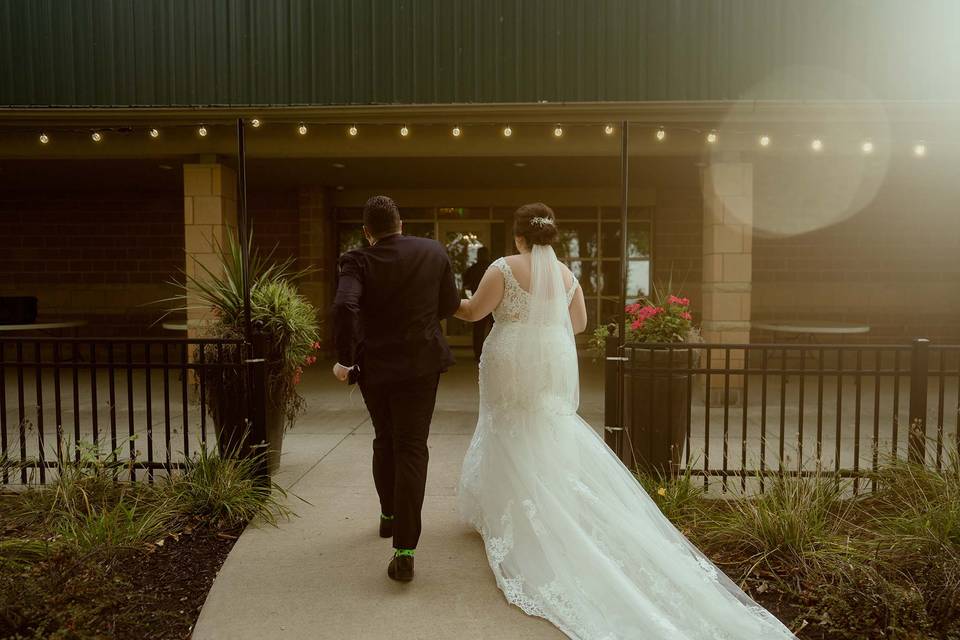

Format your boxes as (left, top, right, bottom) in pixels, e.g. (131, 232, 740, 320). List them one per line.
(594, 284, 702, 478)
(170, 233, 321, 475)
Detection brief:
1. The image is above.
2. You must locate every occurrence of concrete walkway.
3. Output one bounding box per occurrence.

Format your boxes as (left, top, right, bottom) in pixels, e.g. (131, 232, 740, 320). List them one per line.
(193, 356, 604, 639)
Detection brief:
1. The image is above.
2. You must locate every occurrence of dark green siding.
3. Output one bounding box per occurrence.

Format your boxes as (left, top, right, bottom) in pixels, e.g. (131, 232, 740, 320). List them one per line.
(1, 0, 958, 107)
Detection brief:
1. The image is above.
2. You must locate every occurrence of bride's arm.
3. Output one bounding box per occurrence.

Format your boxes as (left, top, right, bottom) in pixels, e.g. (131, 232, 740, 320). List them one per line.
(568, 284, 587, 334)
(454, 265, 504, 322)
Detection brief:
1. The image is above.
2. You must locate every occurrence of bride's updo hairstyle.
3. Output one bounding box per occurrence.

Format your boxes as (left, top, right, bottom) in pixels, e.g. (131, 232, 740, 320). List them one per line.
(514, 202, 559, 246)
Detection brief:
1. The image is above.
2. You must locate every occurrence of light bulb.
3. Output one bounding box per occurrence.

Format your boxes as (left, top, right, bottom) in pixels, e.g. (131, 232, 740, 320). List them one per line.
(655, 127, 666, 141)
(348, 125, 358, 137)
(503, 125, 513, 137)
(553, 126, 563, 137)
(759, 135, 770, 147)
(39, 133, 49, 144)
(706, 131, 718, 144)
(297, 123, 308, 136)
(198, 125, 208, 137)
(149, 128, 160, 139)
(250, 118, 261, 128)
(452, 126, 462, 137)
(861, 140, 873, 154)
(811, 138, 823, 152)
(913, 142, 926, 157)
(91, 131, 103, 142)
(400, 125, 409, 137)
(604, 124, 615, 135)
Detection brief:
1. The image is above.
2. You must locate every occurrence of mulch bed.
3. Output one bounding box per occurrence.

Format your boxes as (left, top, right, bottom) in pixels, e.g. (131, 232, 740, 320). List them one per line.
(0, 523, 243, 640)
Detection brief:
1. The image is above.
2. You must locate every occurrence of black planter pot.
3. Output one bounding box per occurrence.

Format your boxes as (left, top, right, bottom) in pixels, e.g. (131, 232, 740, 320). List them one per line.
(622, 346, 694, 478)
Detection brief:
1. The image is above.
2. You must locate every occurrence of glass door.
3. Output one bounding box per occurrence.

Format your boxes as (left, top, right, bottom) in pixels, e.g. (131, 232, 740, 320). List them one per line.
(438, 220, 492, 346)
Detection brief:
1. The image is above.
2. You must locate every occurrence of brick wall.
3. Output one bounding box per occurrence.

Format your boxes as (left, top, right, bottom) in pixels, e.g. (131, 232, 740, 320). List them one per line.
(0, 192, 183, 336)
(653, 187, 704, 317)
(248, 191, 300, 264)
(753, 160, 960, 343)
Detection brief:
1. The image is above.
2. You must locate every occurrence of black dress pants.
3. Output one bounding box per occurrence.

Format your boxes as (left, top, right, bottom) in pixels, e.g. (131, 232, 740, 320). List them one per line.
(359, 372, 440, 550)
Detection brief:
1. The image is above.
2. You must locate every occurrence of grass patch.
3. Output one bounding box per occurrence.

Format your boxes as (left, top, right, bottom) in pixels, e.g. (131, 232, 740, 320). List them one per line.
(0, 440, 290, 639)
(636, 455, 960, 639)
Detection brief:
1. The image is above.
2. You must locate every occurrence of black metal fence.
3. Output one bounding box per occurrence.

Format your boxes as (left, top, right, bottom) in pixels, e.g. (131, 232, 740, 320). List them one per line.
(0, 337, 259, 485)
(604, 337, 960, 494)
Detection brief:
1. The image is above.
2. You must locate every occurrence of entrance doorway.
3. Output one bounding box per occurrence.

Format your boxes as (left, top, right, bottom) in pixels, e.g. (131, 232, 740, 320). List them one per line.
(438, 220, 492, 346)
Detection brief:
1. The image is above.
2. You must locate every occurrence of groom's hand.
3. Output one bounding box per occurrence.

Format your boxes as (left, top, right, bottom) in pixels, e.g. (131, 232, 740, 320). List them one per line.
(332, 362, 352, 382)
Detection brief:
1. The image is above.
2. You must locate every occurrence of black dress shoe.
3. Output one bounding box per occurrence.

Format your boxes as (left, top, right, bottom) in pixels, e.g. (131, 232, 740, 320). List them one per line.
(379, 516, 393, 539)
(387, 555, 414, 582)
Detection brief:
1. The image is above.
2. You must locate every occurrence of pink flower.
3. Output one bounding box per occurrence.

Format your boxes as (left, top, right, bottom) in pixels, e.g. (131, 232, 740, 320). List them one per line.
(312, 341, 321, 350)
(630, 319, 643, 330)
(668, 295, 690, 307)
(305, 355, 317, 365)
(680, 311, 692, 321)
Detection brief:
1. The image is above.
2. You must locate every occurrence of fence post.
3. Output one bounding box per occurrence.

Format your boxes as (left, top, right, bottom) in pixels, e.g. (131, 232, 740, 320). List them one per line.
(604, 327, 625, 459)
(907, 337, 929, 465)
(245, 333, 270, 482)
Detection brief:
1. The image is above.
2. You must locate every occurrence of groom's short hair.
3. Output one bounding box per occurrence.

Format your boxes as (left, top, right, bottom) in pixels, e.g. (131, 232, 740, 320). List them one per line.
(363, 195, 401, 238)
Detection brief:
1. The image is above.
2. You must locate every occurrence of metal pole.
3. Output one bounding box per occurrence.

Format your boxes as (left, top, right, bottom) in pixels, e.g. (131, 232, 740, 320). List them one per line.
(236, 118, 253, 343)
(618, 120, 630, 345)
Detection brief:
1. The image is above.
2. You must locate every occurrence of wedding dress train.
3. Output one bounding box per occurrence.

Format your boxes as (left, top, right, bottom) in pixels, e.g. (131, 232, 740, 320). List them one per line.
(457, 246, 797, 639)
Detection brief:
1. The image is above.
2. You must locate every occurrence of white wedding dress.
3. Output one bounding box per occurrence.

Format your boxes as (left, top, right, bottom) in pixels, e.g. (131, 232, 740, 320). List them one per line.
(457, 245, 797, 640)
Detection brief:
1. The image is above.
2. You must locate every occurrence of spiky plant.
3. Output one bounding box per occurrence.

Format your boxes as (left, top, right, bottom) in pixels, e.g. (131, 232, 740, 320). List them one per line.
(164, 231, 321, 428)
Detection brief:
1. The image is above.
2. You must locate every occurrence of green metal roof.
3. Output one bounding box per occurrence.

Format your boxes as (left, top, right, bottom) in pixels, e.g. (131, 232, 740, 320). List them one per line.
(2, 0, 958, 108)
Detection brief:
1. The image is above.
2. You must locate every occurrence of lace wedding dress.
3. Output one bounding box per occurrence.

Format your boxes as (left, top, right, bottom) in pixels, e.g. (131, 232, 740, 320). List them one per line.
(457, 245, 797, 639)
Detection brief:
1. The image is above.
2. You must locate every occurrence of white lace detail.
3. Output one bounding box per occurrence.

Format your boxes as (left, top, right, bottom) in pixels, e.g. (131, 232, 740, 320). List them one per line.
(458, 250, 797, 639)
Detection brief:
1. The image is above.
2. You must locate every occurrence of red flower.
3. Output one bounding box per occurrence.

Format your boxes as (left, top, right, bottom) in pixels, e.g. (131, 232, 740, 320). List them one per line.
(305, 355, 317, 365)
(680, 311, 692, 321)
(312, 341, 321, 350)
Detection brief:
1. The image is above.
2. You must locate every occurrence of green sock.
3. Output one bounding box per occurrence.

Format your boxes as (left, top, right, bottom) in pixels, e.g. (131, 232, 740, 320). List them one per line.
(380, 513, 395, 521)
(394, 548, 415, 558)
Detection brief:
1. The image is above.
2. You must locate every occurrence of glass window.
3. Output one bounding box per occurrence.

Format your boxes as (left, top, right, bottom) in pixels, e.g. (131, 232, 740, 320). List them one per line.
(556, 222, 599, 261)
(566, 260, 599, 297)
(403, 222, 435, 239)
(337, 223, 365, 255)
(626, 259, 651, 299)
(599, 261, 622, 297)
(437, 207, 490, 220)
(600, 298, 624, 328)
(601, 222, 651, 259)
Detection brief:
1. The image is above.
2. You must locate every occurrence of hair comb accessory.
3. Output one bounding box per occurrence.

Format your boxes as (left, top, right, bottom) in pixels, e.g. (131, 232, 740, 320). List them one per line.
(529, 216, 554, 228)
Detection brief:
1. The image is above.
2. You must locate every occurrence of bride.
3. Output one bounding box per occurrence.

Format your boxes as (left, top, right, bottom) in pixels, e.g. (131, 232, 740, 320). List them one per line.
(454, 203, 797, 639)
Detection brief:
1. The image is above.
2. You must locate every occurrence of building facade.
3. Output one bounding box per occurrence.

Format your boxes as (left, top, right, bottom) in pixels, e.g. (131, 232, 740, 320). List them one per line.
(2, 0, 959, 350)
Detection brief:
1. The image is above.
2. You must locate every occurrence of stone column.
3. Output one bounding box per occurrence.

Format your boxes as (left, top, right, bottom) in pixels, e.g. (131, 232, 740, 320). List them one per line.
(701, 160, 753, 406)
(183, 162, 237, 337)
(298, 187, 335, 352)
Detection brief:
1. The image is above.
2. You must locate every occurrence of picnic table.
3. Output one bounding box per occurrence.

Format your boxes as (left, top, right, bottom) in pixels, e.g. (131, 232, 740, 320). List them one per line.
(751, 321, 871, 375)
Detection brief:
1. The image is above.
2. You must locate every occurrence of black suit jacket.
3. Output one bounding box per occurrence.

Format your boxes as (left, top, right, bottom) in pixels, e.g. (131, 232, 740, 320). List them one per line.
(333, 234, 460, 386)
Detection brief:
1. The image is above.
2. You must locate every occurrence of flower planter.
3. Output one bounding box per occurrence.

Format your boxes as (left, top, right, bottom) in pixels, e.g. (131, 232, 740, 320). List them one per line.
(622, 346, 696, 478)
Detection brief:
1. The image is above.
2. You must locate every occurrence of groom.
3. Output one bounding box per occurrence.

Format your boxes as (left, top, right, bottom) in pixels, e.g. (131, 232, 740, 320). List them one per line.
(332, 195, 460, 582)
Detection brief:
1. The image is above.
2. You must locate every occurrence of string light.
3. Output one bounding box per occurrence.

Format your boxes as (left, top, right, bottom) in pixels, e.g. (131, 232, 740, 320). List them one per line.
(91, 131, 103, 143)
(758, 134, 770, 147)
(452, 125, 462, 137)
(39, 133, 49, 144)
(913, 142, 927, 157)
(348, 125, 358, 137)
(604, 124, 615, 135)
(502, 125, 513, 137)
(400, 125, 410, 137)
(861, 139, 874, 154)
(655, 127, 666, 141)
(811, 138, 823, 152)
(197, 125, 208, 137)
(706, 130, 718, 144)
(149, 128, 160, 139)
(250, 118, 262, 128)
(297, 123, 308, 135)
(553, 126, 563, 137)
